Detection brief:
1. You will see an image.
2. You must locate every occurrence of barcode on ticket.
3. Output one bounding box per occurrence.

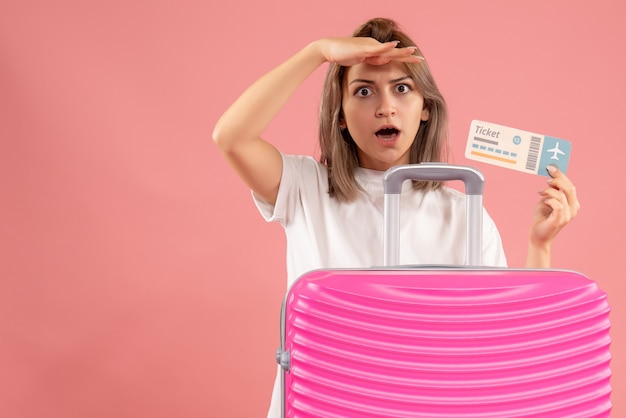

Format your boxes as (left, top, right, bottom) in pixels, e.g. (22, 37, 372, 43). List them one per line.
(465, 120, 571, 177)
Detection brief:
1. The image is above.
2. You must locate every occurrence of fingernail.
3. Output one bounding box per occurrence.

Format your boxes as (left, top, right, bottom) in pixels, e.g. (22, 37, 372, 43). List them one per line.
(546, 164, 557, 174)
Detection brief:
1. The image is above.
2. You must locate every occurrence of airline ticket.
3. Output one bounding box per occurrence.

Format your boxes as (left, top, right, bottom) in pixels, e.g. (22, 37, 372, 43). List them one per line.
(465, 120, 571, 177)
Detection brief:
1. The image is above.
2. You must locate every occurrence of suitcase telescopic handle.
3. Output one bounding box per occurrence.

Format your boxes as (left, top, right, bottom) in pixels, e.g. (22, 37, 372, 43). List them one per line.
(383, 164, 485, 267)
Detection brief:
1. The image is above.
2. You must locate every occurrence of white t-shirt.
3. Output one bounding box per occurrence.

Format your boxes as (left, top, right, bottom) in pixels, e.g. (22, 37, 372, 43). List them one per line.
(254, 154, 507, 417)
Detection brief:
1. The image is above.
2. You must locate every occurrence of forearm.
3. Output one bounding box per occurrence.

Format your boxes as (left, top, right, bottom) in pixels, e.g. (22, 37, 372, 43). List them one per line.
(212, 41, 326, 150)
(526, 241, 551, 268)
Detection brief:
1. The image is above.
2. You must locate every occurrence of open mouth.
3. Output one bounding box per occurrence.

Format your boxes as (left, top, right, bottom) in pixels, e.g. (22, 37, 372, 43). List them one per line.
(376, 127, 399, 141)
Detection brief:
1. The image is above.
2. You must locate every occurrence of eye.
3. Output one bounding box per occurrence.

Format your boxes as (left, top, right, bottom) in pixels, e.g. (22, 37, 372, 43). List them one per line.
(354, 87, 373, 97)
(395, 83, 412, 94)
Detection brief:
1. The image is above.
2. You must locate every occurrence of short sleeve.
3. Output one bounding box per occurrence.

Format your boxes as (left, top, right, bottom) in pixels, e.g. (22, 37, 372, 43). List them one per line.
(252, 153, 324, 226)
(252, 153, 294, 223)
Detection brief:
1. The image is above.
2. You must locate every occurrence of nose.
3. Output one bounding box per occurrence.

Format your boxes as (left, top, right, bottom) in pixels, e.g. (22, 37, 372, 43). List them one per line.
(376, 91, 396, 117)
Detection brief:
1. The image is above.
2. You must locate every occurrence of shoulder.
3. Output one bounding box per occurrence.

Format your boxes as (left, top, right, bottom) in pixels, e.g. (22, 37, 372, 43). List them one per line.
(279, 153, 329, 197)
(283, 154, 327, 178)
(283, 154, 328, 184)
(255, 154, 330, 224)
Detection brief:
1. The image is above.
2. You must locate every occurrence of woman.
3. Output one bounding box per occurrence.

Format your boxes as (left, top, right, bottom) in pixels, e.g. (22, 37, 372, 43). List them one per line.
(212, 17, 579, 418)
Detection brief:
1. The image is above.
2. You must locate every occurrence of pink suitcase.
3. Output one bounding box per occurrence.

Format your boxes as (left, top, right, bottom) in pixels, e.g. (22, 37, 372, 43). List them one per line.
(276, 164, 611, 417)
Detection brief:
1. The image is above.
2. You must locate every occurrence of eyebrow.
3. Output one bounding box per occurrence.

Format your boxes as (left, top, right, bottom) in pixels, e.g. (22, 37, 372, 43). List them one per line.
(348, 75, 413, 86)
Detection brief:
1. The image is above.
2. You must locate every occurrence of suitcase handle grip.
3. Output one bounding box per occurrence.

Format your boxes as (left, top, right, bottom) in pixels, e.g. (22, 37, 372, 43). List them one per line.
(383, 164, 484, 267)
(383, 164, 484, 195)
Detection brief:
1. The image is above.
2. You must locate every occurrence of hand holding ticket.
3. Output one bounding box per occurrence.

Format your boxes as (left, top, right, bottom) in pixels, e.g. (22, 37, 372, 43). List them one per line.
(465, 120, 571, 177)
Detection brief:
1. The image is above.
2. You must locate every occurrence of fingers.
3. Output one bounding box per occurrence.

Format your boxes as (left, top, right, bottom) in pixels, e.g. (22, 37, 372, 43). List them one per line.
(364, 53, 423, 66)
(537, 166, 580, 232)
(544, 165, 581, 216)
(364, 44, 423, 65)
(538, 187, 570, 222)
(325, 37, 424, 67)
(530, 166, 580, 249)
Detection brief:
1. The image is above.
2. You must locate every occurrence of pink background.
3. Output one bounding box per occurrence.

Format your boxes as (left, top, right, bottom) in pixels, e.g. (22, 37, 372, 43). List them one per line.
(1, 1, 624, 417)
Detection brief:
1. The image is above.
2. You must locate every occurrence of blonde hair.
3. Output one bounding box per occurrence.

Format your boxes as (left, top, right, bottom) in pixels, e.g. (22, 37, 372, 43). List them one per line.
(318, 17, 450, 201)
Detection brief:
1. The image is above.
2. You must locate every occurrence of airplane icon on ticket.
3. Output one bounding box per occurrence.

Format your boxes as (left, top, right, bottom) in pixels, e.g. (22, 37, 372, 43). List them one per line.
(547, 141, 565, 160)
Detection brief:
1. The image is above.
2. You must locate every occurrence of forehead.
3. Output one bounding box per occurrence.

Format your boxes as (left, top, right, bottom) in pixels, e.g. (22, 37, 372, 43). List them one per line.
(344, 61, 410, 83)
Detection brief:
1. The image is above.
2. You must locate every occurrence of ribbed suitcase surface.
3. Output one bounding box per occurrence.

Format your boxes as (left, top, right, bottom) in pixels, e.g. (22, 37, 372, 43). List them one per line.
(279, 269, 611, 417)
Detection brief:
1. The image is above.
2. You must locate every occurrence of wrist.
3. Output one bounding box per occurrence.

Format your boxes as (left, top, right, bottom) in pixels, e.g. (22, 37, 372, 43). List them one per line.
(526, 240, 552, 268)
(529, 237, 551, 253)
(306, 39, 331, 65)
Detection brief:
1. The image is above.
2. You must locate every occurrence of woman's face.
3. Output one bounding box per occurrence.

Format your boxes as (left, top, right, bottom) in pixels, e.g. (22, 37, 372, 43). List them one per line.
(341, 61, 429, 171)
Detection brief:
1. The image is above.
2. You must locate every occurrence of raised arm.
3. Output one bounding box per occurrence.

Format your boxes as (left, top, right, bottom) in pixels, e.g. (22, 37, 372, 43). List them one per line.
(212, 38, 421, 204)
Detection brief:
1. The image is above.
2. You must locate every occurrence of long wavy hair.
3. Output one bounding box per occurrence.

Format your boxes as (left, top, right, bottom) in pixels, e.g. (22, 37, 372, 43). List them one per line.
(319, 17, 450, 201)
